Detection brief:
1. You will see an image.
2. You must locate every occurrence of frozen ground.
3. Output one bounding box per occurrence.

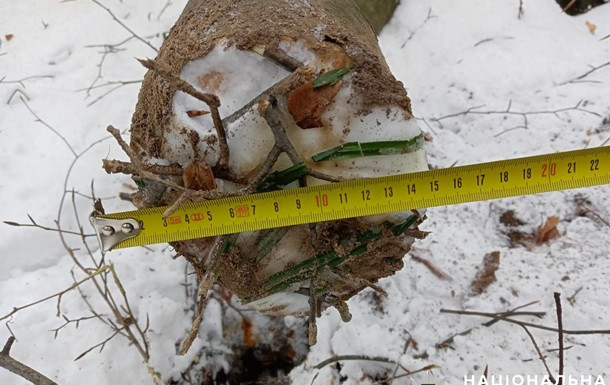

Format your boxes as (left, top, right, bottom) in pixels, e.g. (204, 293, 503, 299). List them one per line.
(1, 1, 609, 384)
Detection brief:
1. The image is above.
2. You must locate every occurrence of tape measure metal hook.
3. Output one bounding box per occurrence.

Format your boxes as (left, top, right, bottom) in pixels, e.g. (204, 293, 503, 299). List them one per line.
(89, 214, 141, 251)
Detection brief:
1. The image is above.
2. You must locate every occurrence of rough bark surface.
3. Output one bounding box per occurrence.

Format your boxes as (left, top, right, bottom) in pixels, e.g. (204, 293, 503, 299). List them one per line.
(354, 0, 400, 33)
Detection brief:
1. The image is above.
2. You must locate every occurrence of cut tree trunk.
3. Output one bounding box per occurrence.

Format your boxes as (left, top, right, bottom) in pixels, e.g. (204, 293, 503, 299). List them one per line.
(110, 0, 427, 332)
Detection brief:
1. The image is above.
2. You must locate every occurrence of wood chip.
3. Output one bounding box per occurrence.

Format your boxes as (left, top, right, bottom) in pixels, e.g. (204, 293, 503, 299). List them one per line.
(585, 21, 597, 35)
(287, 80, 342, 129)
(183, 162, 217, 191)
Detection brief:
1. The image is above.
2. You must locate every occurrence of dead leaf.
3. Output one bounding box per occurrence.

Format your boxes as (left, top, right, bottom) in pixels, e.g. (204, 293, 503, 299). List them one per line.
(183, 162, 217, 191)
(535, 216, 560, 244)
(410, 338, 419, 351)
(186, 110, 210, 118)
(470, 251, 501, 295)
(424, 133, 434, 142)
(241, 318, 256, 347)
(585, 21, 597, 35)
(500, 210, 525, 227)
(288, 80, 342, 129)
(5, 34, 13, 41)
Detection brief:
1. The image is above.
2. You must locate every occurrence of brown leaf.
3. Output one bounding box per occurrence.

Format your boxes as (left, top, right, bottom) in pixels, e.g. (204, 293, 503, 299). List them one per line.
(423, 133, 434, 142)
(470, 251, 501, 295)
(241, 318, 256, 347)
(186, 110, 210, 118)
(5, 34, 13, 41)
(410, 338, 419, 351)
(287, 80, 342, 129)
(499, 210, 525, 227)
(183, 162, 217, 191)
(535, 216, 560, 244)
(585, 21, 597, 34)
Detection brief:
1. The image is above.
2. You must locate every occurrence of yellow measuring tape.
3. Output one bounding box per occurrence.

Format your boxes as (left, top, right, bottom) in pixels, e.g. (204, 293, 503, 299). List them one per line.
(91, 147, 609, 251)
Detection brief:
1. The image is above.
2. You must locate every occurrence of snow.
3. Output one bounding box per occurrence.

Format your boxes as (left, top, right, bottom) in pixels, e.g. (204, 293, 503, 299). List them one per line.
(1, 1, 609, 385)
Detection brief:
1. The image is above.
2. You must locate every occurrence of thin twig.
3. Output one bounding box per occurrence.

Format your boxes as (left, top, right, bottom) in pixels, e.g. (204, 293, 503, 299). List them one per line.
(401, 8, 436, 49)
(156, 0, 172, 20)
(558, 61, 610, 86)
(433, 100, 601, 135)
(313, 355, 398, 370)
(554, 292, 564, 385)
(388, 332, 412, 385)
(562, 0, 578, 13)
(179, 294, 206, 356)
(440, 308, 610, 334)
(0, 75, 54, 88)
(21, 97, 77, 157)
(74, 329, 122, 361)
(91, 0, 158, 53)
(23, 98, 154, 365)
(518, 0, 524, 19)
(520, 325, 556, 383)
(0, 266, 110, 322)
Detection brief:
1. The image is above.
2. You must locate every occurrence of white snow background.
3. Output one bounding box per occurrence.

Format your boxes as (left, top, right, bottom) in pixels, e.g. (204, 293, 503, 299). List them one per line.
(1, 1, 609, 384)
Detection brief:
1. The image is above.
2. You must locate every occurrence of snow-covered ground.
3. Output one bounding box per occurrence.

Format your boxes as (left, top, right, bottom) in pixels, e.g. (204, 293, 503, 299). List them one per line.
(1, 1, 609, 384)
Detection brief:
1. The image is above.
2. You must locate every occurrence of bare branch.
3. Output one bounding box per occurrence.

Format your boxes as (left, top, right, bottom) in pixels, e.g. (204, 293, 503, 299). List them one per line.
(0, 337, 60, 385)
(558, 61, 610, 86)
(0, 75, 54, 88)
(178, 294, 207, 356)
(440, 308, 610, 334)
(3, 214, 95, 237)
(520, 325, 556, 383)
(0, 267, 110, 322)
(21, 97, 77, 157)
(432, 101, 601, 135)
(74, 329, 121, 361)
(314, 354, 398, 370)
(401, 8, 436, 49)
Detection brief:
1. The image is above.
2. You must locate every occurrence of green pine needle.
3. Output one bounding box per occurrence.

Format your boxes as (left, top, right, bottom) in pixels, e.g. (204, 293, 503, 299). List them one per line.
(313, 66, 352, 88)
(311, 134, 424, 162)
(256, 162, 309, 193)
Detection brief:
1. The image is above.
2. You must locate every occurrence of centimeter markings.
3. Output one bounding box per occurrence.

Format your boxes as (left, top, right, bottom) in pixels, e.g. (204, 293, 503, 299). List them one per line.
(102, 147, 609, 249)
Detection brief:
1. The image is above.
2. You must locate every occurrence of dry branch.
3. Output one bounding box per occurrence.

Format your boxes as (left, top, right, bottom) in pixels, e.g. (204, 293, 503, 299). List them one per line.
(91, 0, 158, 53)
(0, 266, 109, 322)
(432, 100, 601, 137)
(440, 308, 610, 335)
(0, 337, 60, 385)
(554, 293, 564, 385)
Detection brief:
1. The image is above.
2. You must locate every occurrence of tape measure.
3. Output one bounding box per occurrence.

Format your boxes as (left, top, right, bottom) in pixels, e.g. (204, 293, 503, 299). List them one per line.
(91, 146, 609, 251)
